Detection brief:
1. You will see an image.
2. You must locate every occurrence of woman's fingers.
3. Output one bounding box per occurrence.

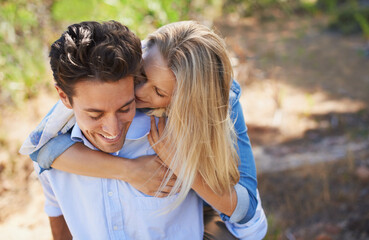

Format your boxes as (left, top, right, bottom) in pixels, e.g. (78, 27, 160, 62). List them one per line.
(155, 186, 178, 198)
(155, 191, 170, 198)
(150, 116, 166, 138)
(147, 131, 154, 147)
(166, 175, 177, 186)
(150, 116, 159, 141)
(148, 116, 159, 149)
(158, 117, 166, 136)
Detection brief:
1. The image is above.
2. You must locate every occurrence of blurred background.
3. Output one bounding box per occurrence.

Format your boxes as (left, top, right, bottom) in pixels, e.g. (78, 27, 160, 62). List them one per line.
(0, 0, 368, 239)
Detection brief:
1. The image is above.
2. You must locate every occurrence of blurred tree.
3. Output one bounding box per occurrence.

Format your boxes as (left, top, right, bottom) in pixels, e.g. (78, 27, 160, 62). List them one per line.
(221, 0, 369, 36)
(0, 0, 48, 106)
(1, 0, 367, 108)
(0, 0, 206, 106)
(51, 0, 193, 38)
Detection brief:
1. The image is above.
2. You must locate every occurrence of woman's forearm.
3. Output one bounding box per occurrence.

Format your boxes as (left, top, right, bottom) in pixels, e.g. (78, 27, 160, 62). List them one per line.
(147, 117, 238, 215)
(191, 173, 237, 217)
(51, 142, 131, 180)
(50, 143, 174, 196)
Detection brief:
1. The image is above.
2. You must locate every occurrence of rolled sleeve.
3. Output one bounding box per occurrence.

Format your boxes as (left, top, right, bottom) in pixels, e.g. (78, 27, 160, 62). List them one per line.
(224, 190, 268, 240)
(220, 183, 250, 223)
(31, 133, 75, 171)
(227, 80, 258, 223)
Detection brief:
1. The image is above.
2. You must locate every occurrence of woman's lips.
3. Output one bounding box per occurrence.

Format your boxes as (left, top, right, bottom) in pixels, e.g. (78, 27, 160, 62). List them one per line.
(135, 97, 148, 105)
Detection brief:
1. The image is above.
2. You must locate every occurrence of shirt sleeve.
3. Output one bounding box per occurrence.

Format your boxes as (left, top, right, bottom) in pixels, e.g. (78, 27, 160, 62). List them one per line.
(30, 133, 75, 172)
(224, 190, 268, 239)
(220, 96, 258, 224)
(33, 162, 63, 217)
(19, 100, 75, 156)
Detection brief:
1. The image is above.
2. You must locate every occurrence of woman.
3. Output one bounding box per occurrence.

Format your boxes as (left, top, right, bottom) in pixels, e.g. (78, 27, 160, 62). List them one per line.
(21, 21, 267, 239)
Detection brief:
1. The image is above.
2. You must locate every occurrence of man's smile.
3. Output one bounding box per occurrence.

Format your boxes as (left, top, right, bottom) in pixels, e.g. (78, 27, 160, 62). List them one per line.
(97, 131, 123, 144)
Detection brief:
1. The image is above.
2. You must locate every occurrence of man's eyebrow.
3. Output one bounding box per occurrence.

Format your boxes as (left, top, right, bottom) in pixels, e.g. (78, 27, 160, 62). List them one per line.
(84, 98, 135, 113)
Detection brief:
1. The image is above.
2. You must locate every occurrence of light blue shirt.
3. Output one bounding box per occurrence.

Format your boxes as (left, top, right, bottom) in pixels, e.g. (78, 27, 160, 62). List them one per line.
(34, 111, 204, 240)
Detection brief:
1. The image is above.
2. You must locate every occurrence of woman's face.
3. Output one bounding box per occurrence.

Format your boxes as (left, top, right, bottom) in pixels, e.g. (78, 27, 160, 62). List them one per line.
(135, 44, 176, 109)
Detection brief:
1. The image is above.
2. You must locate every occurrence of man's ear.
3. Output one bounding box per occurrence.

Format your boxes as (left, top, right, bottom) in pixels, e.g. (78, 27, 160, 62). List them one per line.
(55, 85, 73, 109)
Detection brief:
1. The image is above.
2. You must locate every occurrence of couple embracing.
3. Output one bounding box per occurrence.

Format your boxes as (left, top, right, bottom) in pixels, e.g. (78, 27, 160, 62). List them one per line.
(20, 20, 267, 239)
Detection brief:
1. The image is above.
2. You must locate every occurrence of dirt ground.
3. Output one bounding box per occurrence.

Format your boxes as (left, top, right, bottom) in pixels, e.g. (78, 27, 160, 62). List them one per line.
(0, 16, 368, 239)
(215, 16, 369, 239)
(0, 89, 58, 239)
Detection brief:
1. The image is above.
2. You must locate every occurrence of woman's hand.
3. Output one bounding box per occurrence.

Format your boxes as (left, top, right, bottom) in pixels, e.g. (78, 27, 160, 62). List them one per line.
(147, 116, 174, 167)
(128, 155, 176, 197)
(148, 116, 237, 215)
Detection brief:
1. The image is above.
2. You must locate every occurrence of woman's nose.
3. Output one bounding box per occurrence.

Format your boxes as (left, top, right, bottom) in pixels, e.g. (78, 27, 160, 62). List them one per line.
(135, 81, 150, 97)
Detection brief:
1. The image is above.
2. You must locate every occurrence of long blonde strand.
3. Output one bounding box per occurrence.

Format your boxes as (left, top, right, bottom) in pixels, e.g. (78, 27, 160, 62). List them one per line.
(147, 21, 240, 209)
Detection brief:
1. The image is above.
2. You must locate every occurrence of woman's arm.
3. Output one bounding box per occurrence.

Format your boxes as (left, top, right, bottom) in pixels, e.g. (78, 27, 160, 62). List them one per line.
(191, 173, 238, 216)
(148, 99, 258, 222)
(148, 117, 238, 217)
(225, 99, 258, 224)
(34, 133, 175, 197)
(193, 99, 258, 222)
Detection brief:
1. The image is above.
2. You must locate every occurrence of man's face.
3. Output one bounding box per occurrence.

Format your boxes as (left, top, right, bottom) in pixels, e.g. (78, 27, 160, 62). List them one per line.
(57, 76, 136, 153)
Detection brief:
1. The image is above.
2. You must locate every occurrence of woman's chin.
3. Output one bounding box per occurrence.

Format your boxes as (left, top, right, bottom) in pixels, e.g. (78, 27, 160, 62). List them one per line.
(135, 102, 147, 108)
(135, 99, 151, 109)
(138, 108, 167, 117)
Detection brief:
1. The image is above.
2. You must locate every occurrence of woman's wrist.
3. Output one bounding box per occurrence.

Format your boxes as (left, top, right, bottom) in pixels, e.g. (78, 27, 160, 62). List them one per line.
(191, 173, 237, 217)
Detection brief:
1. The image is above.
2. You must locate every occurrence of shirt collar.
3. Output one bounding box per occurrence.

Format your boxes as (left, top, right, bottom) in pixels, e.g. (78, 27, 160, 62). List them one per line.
(71, 124, 121, 155)
(70, 123, 98, 150)
(125, 110, 151, 140)
(70, 110, 151, 153)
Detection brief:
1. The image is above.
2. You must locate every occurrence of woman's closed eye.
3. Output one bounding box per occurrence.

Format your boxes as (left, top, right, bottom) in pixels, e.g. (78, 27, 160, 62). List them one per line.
(155, 87, 165, 98)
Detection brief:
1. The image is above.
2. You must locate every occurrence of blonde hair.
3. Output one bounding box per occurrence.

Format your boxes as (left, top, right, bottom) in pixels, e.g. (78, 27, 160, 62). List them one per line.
(146, 21, 240, 208)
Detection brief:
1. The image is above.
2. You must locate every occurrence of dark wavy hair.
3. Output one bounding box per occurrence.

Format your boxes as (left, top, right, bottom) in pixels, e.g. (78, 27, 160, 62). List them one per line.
(49, 21, 142, 103)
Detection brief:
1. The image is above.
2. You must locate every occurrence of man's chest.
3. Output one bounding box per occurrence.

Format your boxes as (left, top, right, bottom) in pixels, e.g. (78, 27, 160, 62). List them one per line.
(45, 170, 204, 240)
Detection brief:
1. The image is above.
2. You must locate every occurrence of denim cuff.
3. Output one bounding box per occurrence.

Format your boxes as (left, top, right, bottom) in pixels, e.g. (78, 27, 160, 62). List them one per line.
(36, 133, 75, 170)
(220, 183, 250, 223)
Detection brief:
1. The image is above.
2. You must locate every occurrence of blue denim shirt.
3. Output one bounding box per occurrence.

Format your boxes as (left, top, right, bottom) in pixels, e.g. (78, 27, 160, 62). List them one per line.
(225, 80, 258, 224)
(31, 80, 258, 224)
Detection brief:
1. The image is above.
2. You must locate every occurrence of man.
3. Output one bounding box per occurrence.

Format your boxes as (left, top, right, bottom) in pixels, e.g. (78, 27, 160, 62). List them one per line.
(32, 21, 203, 240)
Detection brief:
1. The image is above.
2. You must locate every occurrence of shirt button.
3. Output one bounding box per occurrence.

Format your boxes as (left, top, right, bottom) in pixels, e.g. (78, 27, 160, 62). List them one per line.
(108, 192, 113, 197)
(113, 226, 118, 230)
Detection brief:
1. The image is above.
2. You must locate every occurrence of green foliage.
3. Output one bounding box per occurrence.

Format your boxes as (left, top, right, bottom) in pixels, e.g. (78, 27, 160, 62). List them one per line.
(0, 0, 47, 106)
(51, 0, 192, 38)
(355, 13, 369, 39)
(316, 0, 339, 13)
(328, 2, 369, 36)
(1, 0, 367, 108)
(300, 1, 319, 15)
(0, 0, 197, 107)
(222, 0, 307, 19)
(222, 0, 369, 37)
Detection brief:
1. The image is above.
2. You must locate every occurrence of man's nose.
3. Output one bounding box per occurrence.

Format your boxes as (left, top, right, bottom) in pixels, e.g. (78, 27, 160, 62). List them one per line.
(101, 115, 120, 136)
